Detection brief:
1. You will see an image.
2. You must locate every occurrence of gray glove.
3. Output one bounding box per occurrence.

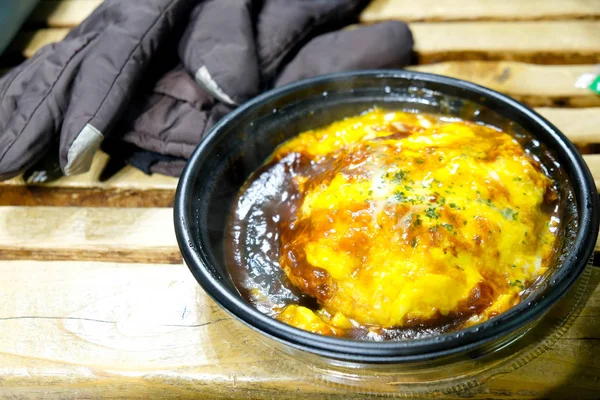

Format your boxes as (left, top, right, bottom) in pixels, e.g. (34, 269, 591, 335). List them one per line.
(0, 0, 413, 180)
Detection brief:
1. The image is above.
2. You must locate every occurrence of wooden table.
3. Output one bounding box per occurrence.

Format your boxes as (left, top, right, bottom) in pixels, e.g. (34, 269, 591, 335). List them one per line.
(1, 1, 599, 398)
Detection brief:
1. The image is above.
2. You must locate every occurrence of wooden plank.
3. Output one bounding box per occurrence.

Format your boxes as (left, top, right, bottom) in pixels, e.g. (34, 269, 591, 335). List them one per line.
(2, 197, 599, 259)
(537, 108, 600, 145)
(0, 110, 599, 207)
(0, 207, 180, 263)
(0, 260, 597, 398)
(22, 0, 600, 29)
(12, 21, 600, 65)
(0, 151, 178, 207)
(410, 62, 600, 107)
(29, 0, 102, 28)
(361, 0, 600, 23)
(411, 21, 600, 64)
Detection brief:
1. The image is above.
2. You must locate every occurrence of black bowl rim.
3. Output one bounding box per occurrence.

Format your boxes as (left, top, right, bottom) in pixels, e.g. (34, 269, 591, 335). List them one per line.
(175, 69, 599, 363)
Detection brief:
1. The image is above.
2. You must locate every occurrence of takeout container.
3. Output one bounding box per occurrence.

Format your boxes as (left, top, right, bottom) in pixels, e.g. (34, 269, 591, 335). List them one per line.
(174, 71, 598, 371)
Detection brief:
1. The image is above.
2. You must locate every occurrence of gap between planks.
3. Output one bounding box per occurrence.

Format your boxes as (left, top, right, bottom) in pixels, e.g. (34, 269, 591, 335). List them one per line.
(9, 21, 600, 64)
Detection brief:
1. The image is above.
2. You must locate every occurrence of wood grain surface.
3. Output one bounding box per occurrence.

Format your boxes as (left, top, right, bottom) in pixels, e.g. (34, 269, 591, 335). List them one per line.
(1, 109, 599, 208)
(0, 152, 177, 207)
(537, 108, 600, 145)
(2, 0, 600, 398)
(361, 0, 600, 22)
(1, 201, 599, 264)
(410, 62, 600, 107)
(0, 207, 181, 263)
(411, 21, 600, 64)
(22, 0, 600, 28)
(12, 22, 600, 65)
(0, 261, 597, 399)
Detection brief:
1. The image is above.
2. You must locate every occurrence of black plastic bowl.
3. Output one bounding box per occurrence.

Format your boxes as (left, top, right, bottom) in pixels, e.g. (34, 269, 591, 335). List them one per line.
(174, 70, 599, 364)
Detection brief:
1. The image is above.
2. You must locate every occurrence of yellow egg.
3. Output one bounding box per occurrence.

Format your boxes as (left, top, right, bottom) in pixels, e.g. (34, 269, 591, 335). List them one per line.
(272, 109, 558, 335)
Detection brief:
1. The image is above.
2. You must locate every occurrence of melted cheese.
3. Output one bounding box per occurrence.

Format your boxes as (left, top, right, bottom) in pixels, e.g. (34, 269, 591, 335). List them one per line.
(270, 109, 558, 335)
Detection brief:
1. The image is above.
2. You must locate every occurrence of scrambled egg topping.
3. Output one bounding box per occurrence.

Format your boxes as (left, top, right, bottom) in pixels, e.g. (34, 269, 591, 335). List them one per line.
(272, 109, 558, 336)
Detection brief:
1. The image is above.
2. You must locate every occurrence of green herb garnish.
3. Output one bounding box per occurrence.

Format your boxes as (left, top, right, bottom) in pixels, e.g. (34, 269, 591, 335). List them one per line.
(509, 280, 525, 289)
(392, 170, 406, 182)
(413, 214, 422, 227)
(394, 191, 406, 202)
(425, 207, 440, 219)
(500, 207, 518, 221)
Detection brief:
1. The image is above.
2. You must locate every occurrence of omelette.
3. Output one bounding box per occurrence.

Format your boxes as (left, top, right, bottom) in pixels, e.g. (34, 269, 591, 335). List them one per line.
(229, 109, 560, 339)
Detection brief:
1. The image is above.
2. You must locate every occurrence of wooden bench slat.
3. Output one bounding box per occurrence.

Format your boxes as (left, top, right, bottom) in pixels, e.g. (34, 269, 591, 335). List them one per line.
(0, 260, 597, 398)
(19, 0, 600, 30)
(0, 207, 180, 263)
(1, 2, 597, 398)
(537, 107, 600, 144)
(2, 152, 177, 190)
(13, 21, 600, 65)
(29, 0, 102, 28)
(1, 194, 600, 260)
(25, 0, 600, 29)
(0, 151, 177, 207)
(0, 109, 599, 207)
(410, 62, 600, 107)
(361, 0, 600, 23)
(411, 21, 600, 64)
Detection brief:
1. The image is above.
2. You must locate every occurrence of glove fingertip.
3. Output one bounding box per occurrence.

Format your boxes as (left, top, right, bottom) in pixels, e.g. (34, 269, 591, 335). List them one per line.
(62, 123, 103, 176)
(194, 66, 238, 106)
(179, 0, 260, 106)
(274, 21, 415, 87)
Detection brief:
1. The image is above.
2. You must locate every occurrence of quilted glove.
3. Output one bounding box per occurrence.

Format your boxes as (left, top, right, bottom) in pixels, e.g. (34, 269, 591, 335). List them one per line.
(0, 0, 413, 180)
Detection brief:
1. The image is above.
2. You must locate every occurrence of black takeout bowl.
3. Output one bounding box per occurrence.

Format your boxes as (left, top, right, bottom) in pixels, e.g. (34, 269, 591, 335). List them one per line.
(174, 70, 599, 364)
